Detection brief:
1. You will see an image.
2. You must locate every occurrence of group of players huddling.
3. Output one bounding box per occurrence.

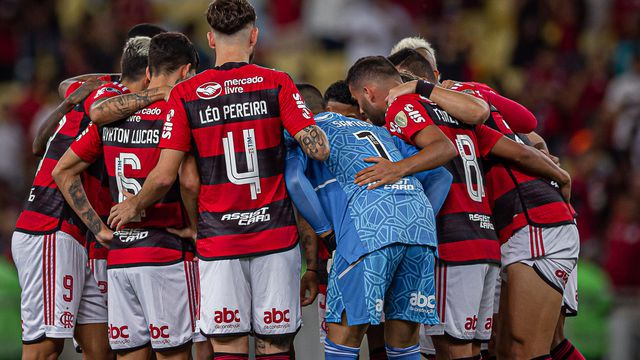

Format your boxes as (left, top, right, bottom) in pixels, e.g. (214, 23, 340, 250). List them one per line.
(11, 1, 587, 360)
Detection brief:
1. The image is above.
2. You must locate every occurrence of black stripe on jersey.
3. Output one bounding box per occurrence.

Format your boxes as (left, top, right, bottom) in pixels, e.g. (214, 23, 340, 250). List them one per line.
(44, 134, 76, 161)
(85, 158, 108, 183)
(444, 158, 485, 186)
(110, 228, 188, 251)
(436, 212, 498, 244)
(108, 180, 182, 204)
(24, 186, 65, 214)
(184, 88, 281, 129)
(197, 144, 285, 185)
(197, 198, 296, 239)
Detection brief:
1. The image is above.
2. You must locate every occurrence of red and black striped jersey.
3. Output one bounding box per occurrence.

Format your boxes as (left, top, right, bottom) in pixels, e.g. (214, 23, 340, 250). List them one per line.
(451, 82, 576, 244)
(71, 99, 191, 267)
(14, 81, 128, 244)
(385, 94, 502, 265)
(159, 62, 315, 260)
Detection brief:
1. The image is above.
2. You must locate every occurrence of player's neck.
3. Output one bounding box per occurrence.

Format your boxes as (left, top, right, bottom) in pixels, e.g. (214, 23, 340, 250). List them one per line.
(121, 79, 146, 93)
(214, 47, 251, 67)
(148, 74, 176, 89)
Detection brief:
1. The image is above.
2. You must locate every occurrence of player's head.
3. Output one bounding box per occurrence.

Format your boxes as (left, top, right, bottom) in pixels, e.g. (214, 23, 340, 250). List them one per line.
(390, 36, 439, 82)
(346, 56, 401, 126)
(206, 0, 258, 58)
(148, 32, 199, 83)
(323, 80, 364, 120)
(296, 83, 326, 114)
(388, 48, 437, 82)
(121, 36, 151, 84)
(127, 23, 167, 39)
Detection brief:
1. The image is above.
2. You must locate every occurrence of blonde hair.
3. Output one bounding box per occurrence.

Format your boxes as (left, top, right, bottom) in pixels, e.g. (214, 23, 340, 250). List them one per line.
(390, 36, 438, 72)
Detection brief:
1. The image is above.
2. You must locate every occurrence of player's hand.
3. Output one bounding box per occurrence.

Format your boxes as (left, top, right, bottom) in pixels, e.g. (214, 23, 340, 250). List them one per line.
(96, 228, 113, 249)
(167, 226, 197, 243)
(539, 149, 560, 165)
(386, 80, 418, 106)
(440, 79, 457, 89)
(300, 270, 319, 306)
(108, 190, 140, 230)
(355, 157, 406, 189)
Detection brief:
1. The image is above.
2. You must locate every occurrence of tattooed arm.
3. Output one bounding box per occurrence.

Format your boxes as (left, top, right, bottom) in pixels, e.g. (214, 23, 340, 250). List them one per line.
(295, 210, 319, 306)
(33, 78, 105, 156)
(52, 150, 113, 247)
(89, 86, 172, 126)
(293, 125, 330, 161)
(58, 73, 115, 98)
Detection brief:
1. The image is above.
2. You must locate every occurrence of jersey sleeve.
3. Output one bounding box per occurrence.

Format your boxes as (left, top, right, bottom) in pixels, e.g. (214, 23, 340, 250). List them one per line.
(159, 87, 191, 152)
(65, 81, 83, 98)
(386, 96, 436, 144)
(83, 84, 126, 114)
(392, 136, 419, 158)
(475, 124, 504, 158)
(413, 167, 453, 215)
(284, 146, 332, 235)
(70, 123, 103, 163)
(479, 88, 537, 133)
(277, 73, 316, 137)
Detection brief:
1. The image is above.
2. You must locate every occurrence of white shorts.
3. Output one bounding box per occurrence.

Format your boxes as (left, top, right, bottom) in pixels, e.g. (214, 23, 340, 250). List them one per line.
(190, 259, 207, 343)
(107, 261, 198, 351)
(563, 264, 578, 316)
(423, 262, 498, 341)
(317, 286, 328, 344)
(12, 231, 91, 343)
(77, 259, 108, 325)
(199, 246, 301, 337)
(419, 329, 435, 355)
(502, 224, 579, 293)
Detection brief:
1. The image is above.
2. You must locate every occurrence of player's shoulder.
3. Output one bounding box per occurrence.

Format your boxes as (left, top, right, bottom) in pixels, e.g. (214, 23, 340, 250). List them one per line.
(90, 81, 127, 99)
(386, 93, 434, 125)
(387, 94, 431, 114)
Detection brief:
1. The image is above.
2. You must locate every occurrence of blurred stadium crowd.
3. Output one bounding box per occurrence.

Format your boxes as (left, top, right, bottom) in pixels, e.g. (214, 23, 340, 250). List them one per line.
(0, 0, 639, 357)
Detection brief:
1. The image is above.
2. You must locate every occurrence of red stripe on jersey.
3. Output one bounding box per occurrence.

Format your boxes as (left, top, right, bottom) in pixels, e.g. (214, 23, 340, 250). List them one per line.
(16, 210, 60, 234)
(191, 117, 284, 157)
(60, 220, 85, 243)
(437, 183, 492, 216)
(196, 225, 298, 259)
(198, 174, 288, 213)
(107, 247, 185, 267)
(438, 240, 501, 264)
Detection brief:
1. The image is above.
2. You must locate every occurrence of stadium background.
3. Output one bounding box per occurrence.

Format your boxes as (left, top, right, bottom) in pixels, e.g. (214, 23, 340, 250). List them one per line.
(0, 0, 638, 358)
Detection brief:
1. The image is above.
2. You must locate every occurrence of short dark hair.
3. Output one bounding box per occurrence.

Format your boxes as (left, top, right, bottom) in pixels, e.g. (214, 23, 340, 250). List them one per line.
(121, 37, 150, 81)
(127, 23, 167, 39)
(324, 80, 357, 106)
(149, 32, 199, 77)
(296, 83, 325, 114)
(345, 56, 400, 88)
(206, 0, 256, 35)
(388, 48, 435, 82)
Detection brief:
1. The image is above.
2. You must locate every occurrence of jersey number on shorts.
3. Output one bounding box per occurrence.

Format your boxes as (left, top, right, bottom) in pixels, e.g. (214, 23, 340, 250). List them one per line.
(115, 153, 144, 221)
(455, 134, 484, 202)
(223, 129, 261, 200)
(354, 131, 391, 160)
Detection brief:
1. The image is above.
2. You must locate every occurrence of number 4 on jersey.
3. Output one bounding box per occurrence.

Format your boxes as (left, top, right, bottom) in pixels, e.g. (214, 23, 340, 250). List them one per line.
(223, 129, 262, 200)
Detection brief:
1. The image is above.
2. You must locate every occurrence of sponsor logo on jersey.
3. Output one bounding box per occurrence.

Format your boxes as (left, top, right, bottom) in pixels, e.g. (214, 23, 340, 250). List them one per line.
(293, 93, 312, 119)
(468, 213, 495, 230)
(109, 324, 130, 339)
(464, 315, 478, 331)
(384, 179, 416, 191)
(409, 292, 436, 313)
(555, 269, 569, 285)
(263, 308, 290, 329)
(484, 317, 493, 330)
(196, 82, 223, 99)
(403, 104, 426, 123)
(221, 207, 271, 226)
(223, 76, 264, 94)
(394, 111, 408, 128)
(114, 229, 149, 243)
(76, 125, 92, 141)
(162, 109, 175, 139)
(213, 308, 241, 329)
(149, 324, 170, 339)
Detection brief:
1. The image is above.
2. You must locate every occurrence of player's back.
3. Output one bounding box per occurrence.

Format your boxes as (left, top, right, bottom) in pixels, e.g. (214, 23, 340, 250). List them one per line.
(163, 62, 315, 260)
(314, 112, 437, 252)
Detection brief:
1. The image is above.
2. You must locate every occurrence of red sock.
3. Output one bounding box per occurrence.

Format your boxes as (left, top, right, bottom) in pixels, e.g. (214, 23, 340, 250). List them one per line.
(370, 346, 388, 360)
(551, 339, 586, 360)
(256, 352, 291, 360)
(213, 353, 249, 360)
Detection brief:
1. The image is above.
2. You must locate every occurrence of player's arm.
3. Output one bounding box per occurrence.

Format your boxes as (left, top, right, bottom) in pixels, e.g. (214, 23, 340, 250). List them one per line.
(33, 78, 105, 156)
(478, 88, 537, 133)
(167, 154, 199, 242)
(109, 148, 186, 230)
(387, 80, 490, 125)
(413, 167, 453, 214)
(355, 125, 456, 189)
(52, 126, 112, 246)
(295, 211, 319, 306)
(58, 73, 115, 98)
(526, 131, 559, 165)
(293, 125, 330, 161)
(90, 86, 171, 126)
(489, 136, 571, 202)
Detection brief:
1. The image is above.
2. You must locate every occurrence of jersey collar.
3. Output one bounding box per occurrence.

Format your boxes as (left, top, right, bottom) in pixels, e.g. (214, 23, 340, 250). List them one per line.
(214, 62, 249, 70)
